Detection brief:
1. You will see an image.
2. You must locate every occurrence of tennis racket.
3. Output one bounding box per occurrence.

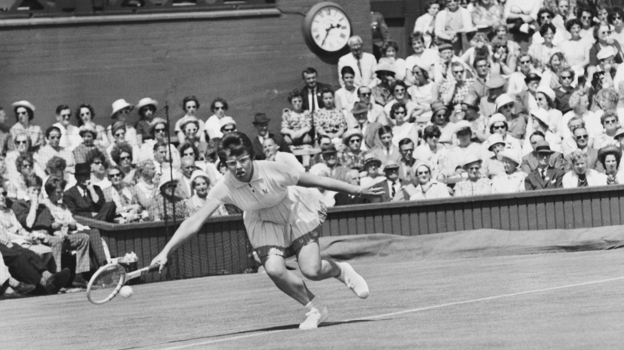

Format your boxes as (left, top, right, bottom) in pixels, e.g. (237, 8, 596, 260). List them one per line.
(86, 263, 160, 305)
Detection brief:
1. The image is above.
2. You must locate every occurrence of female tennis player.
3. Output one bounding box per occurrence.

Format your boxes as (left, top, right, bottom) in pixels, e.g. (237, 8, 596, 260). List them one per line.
(151, 132, 382, 330)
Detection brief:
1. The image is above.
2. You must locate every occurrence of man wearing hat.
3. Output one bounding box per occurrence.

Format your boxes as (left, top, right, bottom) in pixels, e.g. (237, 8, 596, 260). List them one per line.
(370, 160, 405, 203)
(301, 67, 333, 112)
(338, 35, 377, 88)
(340, 129, 367, 170)
(319, 144, 349, 182)
(250, 113, 290, 161)
(432, 43, 467, 85)
(434, 0, 474, 55)
(62, 163, 117, 222)
(524, 140, 565, 190)
(73, 124, 107, 164)
(520, 131, 565, 174)
(351, 101, 383, 151)
(491, 149, 527, 193)
(371, 61, 396, 106)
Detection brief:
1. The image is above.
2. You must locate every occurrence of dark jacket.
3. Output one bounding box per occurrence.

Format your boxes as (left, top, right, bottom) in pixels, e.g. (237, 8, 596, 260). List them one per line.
(62, 185, 106, 216)
(524, 167, 565, 191)
(334, 192, 370, 206)
(369, 179, 407, 203)
(11, 200, 54, 233)
(251, 132, 291, 161)
(301, 82, 332, 112)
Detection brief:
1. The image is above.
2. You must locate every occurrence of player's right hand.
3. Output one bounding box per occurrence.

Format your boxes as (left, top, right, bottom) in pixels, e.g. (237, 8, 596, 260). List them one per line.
(150, 253, 168, 273)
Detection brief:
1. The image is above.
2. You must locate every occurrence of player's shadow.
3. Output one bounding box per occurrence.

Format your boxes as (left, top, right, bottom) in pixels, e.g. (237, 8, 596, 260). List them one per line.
(165, 318, 386, 344)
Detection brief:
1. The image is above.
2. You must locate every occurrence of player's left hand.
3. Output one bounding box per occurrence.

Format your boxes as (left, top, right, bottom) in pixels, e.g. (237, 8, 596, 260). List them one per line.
(361, 186, 385, 196)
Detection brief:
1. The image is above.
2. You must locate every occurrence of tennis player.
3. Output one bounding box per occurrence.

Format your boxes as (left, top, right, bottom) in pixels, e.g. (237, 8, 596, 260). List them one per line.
(151, 132, 382, 330)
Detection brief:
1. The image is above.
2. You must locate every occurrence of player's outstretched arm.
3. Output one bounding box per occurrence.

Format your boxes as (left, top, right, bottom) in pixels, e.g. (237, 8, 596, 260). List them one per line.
(297, 172, 385, 197)
(150, 199, 220, 272)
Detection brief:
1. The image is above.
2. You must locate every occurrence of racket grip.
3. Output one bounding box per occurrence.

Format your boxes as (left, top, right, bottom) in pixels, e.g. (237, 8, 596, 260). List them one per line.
(147, 263, 161, 273)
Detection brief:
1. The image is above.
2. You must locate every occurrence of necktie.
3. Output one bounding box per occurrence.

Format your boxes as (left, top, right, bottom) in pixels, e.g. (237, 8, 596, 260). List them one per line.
(357, 59, 363, 79)
(391, 181, 396, 198)
(540, 168, 546, 181)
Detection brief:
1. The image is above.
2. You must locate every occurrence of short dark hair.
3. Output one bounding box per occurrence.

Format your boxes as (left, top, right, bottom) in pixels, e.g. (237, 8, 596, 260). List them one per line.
(178, 141, 200, 161)
(565, 18, 582, 32)
(340, 66, 355, 77)
(217, 132, 255, 164)
(398, 138, 414, 148)
(423, 125, 441, 139)
(539, 23, 556, 37)
(410, 31, 425, 46)
(320, 87, 334, 98)
(609, 7, 624, 24)
(55, 104, 70, 115)
(536, 8, 555, 26)
(302, 67, 318, 78)
(530, 131, 546, 142)
(153, 141, 168, 152)
(390, 102, 407, 120)
(15, 153, 34, 172)
(210, 97, 228, 112)
(288, 88, 304, 103)
(25, 173, 42, 189)
(86, 148, 108, 168)
(45, 156, 66, 174)
(45, 126, 61, 139)
(182, 96, 200, 110)
(377, 125, 393, 138)
(44, 176, 66, 196)
(75, 104, 95, 126)
(381, 40, 399, 55)
(14, 106, 34, 121)
(111, 141, 133, 165)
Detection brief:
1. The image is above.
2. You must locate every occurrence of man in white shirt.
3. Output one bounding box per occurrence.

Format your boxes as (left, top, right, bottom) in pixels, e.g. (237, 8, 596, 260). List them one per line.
(176, 157, 195, 200)
(338, 36, 377, 88)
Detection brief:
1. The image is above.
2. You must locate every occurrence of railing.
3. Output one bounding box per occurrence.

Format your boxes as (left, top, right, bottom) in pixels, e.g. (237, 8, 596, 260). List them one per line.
(0, 0, 276, 18)
(77, 184, 624, 282)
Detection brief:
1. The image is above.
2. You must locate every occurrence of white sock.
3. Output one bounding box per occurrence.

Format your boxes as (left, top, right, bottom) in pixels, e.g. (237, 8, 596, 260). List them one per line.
(305, 297, 323, 311)
(336, 262, 346, 283)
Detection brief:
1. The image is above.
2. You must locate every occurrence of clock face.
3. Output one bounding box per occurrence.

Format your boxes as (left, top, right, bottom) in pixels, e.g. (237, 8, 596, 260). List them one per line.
(309, 6, 351, 53)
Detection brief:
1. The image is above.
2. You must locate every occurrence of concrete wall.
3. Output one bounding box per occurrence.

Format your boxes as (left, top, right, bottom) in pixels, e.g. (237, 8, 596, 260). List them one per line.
(0, 0, 371, 137)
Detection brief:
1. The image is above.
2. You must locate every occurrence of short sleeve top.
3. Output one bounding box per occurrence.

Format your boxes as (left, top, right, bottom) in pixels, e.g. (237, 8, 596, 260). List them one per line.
(207, 161, 300, 211)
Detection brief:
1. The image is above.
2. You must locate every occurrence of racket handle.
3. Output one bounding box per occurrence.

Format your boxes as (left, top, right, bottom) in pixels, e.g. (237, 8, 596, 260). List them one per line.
(147, 263, 161, 273)
(125, 263, 162, 280)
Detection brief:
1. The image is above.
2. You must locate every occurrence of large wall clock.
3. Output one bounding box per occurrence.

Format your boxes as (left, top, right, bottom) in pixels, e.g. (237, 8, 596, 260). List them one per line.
(302, 2, 352, 56)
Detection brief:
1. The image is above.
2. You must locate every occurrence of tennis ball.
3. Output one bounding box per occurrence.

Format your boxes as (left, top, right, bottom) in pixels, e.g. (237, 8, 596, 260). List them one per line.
(119, 286, 133, 298)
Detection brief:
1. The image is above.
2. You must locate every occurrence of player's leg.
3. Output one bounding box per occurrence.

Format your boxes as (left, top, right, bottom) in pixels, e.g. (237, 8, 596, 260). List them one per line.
(297, 241, 369, 299)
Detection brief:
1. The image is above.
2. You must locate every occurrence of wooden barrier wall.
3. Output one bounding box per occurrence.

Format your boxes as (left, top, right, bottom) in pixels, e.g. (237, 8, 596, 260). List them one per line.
(78, 185, 624, 282)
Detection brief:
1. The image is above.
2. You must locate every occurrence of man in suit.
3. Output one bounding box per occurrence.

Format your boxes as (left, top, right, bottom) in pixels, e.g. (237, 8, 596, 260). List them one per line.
(175, 157, 195, 200)
(320, 144, 349, 182)
(370, 160, 405, 203)
(62, 163, 116, 222)
(335, 169, 370, 206)
(250, 113, 290, 161)
(301, 67, 332, 112)
(352, 101, 383, 151)
(525, 141, 565, 191)
(564, 127, 602, 172)
(521, 131, 565, 174)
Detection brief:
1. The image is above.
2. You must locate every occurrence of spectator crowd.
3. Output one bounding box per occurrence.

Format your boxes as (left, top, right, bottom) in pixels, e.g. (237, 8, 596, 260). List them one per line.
(4, 0, 624, 297)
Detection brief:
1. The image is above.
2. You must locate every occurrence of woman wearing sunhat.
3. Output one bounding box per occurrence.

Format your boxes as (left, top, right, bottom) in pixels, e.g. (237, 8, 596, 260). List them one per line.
(184, 170, 228, 218)
(523, 108, 562, 155)
(106, 99, 139, 148)
(597, 145, 624, 185)
(491, 149, 527, 193)
(360, 154, 385, 188)
(340, 129, 367, 171)
(483, 133, 507, 178)
(488, 113, 523, 159)
(135, 97, 158, 144)
(495, 93, 527, 141)
(10, 101, 43, 151)
(454, 154, 492, 196)
(430, 101, 456, 147)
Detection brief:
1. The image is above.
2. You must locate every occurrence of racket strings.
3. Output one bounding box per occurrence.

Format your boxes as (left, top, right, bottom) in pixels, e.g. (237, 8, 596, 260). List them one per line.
(88, 266, 125, 303)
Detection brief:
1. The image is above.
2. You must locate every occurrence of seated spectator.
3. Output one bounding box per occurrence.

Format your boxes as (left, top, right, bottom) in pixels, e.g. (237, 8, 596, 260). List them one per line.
(597, 145, 624, 185)
(12, 176, 92, 279)
(413, 1, 439, 49)
(139, 118, 181, 170)
(589, 23, 624, 80)
(174, 96, 206, 146)
(133, 160, 157, 210)
(439, 62, 475, 109)
(524, 140, 565, 190)
(339, 129, 368, 171)
(471, 0, 503, 30)
(527, 108, 562, 154)
(432, 43, 467, 85)
(360, 154, 385, 188)
(540, 52, 567, 92)
(86, 148, 111, 190)
(204, 97, 229, 141)
(300, 67, 332, 112)
(176, 157, 196, 200)
(483, 133, 506, 178)
(369, 126, 402, 167)
(454, 154, 492, 196)
(398, 138, 417, 183)
(562, 150, 608, 188)
(6, 153, 35, 201)
(250, 113, 289, 161)
(74, 104, 109, 149)
(0, 250, 37, 297)
(461, 94, 488, 143)
(434, 0, 474, 54)
(185, 170, 228, 217)
(414, 125, 447, 179)
(564, 126, 601, 171)
(62, 163, 116, 222)
(404, 161, 451, 200)
(405, 32, 439, 86)
(110, 141, 138, 185)
(490, 37, 517, 76)
(430, 101, 456, 146)
(491, 150, 527, 193)
(35, 126, 76, 184)
(335, 66, 359, 114)
(359, 86, 388, 125)
(178, 142, 220, 186)
(466, 55, 491, 101)
(439, 121, 488, 179)
(313, 89, 348, 144)
(103, 166, 141, 222)
(318, 144, 348, 182)
(407, 63, 436, 122)
(263, 136, 304, 172)
(480, 75, 508, 117)
(385, 81, 418, 120)
(495, 94, 527, 141)
(148, 171, 188, 222)
(379, 40, 406, 81)
(338, 35, 376, 88)
(552, 0, 570, 38)
(73, 124, 107, 165)
(521, 131, 566, 174)
(389, 102, 419, 147)
(610, 7, 624, 47)
(4, 131, 41, 181)
(561, 89, 592, 138)
(488, 113, 523, 159)
(334, 169, 370, 206)
(370, 160, 405, 203)
(594, 110, 621, 150)
(528, 23, 561, 70)
(513, 64, 541, 114)
(106, 99, 139, 147)
(41, 156, 75, 194)
(10, 100, 43, 150)
(106, 122, 141, 168)
(558, 20, 590, 83)
(372, 62, 395, 107)
(220, 117, 238, 135)
(281, 89, 313, 146)
(52, 104, 81, 151)
(351, 101, 383, 151)
(593, 88, 619, 128)
(134, 97, 158, 143)
(554, 67, 577, 115)
(180, 117, 207, 157)
(0, 225, 70, 295)
(532, 8, 566, 46)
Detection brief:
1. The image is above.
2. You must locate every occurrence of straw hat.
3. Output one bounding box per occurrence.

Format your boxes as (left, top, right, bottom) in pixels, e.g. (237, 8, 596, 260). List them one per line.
(137, 97, 158, 110)
(12, 100, 35, 112)
(190, 170, 210, 185)
(342, 128, 364, 145)
(461, 153, 482, 168)
(597, 46, 616, 61)
(158, 170, 182, 190)
(180, 117, 200, 131)
(500, 149, 521, 166)
(149, 117, 168, 136)
(413, 161, 432, 173)
(454, 120, 472, 134)
(78, 124, 98, 138)
(486, 133, 506, 150)
(487, 113, 507, 130)
(351, 102, 368, 115)
(110, 99, 134, 118)
(219, 116, 237, 129)
(485, 76, 506, 89)
(375, 61, 396, 76)
(530, 108, 550, 126)
(536, 86, 556, 101)
(614, 127, 624, 140)
(363, 154, 382, 168)
(495, 94, 515, 111)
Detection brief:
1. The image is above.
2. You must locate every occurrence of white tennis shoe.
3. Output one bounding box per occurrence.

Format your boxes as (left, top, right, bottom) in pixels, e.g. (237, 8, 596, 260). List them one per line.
(299, 306, 329, 330)
(337, 262, 369, 299)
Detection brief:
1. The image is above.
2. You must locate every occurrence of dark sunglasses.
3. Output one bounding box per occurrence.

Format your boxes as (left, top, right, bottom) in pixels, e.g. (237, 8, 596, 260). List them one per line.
(15, 140, 27, 145)
(214, 106, 225, 110)
(108, 173, 122, 178)
(49, 135, 61, 140)
(576, 134, 589, 140)
(120, 156, 131, 161)
(223, 128, 236, 132)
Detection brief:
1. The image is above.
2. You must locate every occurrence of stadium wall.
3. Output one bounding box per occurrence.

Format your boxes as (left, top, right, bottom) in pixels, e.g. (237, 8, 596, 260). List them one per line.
(77, 185, 624, 282)
(0, 0, 371, 137)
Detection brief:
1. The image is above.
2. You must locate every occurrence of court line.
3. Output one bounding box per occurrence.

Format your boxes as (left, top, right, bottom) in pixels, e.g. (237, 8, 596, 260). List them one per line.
(158, 275, 624, 350)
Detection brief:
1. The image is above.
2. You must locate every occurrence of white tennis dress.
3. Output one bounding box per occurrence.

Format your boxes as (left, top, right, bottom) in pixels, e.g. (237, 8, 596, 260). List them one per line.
(207, 161, 327, 258)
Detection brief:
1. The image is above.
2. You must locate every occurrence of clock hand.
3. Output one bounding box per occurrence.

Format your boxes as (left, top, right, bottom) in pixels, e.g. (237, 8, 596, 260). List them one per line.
(321, 23, 336, 46)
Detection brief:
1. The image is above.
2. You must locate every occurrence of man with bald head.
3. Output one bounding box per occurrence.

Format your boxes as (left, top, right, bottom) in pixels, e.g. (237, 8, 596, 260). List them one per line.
(176, 157, 196, 200)
(338, 36, 377, 88)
